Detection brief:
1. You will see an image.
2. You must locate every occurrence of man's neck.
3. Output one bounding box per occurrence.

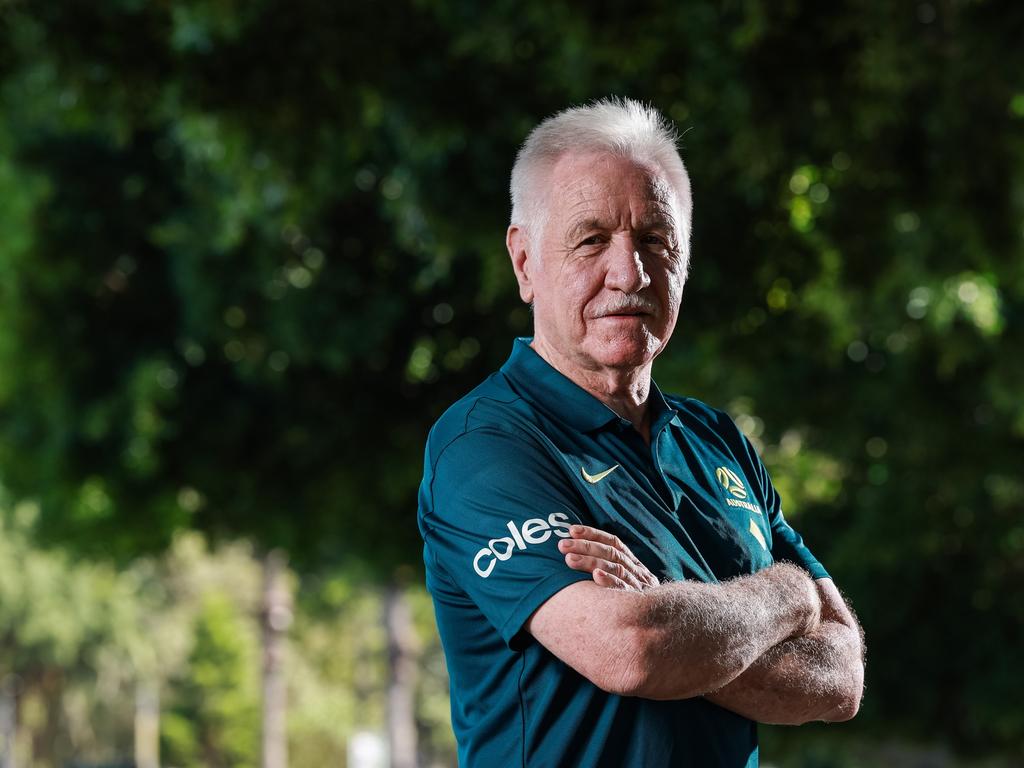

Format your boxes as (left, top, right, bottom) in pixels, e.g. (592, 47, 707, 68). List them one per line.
(529, 338, 654, 444)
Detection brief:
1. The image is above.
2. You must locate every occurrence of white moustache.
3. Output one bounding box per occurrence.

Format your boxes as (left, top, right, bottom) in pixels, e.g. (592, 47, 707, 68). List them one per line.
(593, 296, 658, 317)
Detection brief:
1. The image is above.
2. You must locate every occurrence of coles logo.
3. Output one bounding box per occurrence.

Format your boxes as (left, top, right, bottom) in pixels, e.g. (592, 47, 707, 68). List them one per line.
(473, 512, 572, 578)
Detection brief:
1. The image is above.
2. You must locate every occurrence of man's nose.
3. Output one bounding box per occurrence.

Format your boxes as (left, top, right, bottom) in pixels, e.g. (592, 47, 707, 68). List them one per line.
(604, 240, 651, 293)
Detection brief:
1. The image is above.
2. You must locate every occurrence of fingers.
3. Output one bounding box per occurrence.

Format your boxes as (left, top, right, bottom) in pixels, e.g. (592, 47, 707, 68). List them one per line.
(570, 525, 651, 577)
(594, 567, 631, 590)
(558, 526, 659, 589)
(568, 524, 630, 554)
(560, 545, 657, 590)
(563, 551, 646, 591)
(559, 537, 621, 565)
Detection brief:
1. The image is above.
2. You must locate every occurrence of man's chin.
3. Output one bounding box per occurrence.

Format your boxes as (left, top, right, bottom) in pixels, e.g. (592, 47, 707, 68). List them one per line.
(586, 338, 660, 370)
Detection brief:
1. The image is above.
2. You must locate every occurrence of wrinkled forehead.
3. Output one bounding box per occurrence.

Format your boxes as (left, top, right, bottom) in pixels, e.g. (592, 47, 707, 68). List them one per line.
(549, 152, 680, 226)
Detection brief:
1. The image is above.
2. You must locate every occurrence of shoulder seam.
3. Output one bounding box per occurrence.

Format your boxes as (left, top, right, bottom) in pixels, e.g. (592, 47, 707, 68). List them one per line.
(423, 410, 534, 528)
(435, 395, 529, 470)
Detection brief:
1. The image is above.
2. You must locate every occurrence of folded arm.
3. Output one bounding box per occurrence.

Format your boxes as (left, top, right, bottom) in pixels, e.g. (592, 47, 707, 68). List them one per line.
(525, 526, 822, 699)
(551, 525, 864, 723)
(705, 577, 864, 723)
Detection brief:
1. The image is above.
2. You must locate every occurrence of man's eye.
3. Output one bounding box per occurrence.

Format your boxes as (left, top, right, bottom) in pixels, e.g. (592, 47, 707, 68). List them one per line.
(641, 234, 667, 247)
(578, 235, 603, 247)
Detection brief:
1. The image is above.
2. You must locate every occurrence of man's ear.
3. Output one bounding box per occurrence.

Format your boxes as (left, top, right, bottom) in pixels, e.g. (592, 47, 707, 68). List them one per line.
(506, 225, 535, 304)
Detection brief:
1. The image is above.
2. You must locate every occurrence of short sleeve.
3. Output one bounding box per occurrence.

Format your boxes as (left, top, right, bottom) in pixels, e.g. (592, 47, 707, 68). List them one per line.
(420, 426, 593, 649)
(740, 435, 830, 581)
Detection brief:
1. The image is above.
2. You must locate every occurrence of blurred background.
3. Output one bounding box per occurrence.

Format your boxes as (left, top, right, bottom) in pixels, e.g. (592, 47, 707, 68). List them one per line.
(1, 1, 1022, 766)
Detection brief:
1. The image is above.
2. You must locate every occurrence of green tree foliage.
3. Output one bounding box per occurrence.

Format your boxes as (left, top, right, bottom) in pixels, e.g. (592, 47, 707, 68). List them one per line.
(286, 569, 456, 768)
(161, 593, 260, 768)
(1, 0, 1023, 759)
(0, 497, 454, 766)
(0, 494, 144, 765)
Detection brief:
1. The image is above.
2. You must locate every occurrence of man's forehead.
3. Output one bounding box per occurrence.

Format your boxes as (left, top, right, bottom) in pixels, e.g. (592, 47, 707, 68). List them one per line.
(551, 152, 677, 211)
(548, 153, 678, 230)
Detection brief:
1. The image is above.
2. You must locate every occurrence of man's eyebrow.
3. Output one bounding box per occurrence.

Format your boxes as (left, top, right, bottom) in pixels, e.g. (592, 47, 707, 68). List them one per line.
(565, 217, 609, 243)
(564, 212, 679, 244)
(637, 211, 677, 231)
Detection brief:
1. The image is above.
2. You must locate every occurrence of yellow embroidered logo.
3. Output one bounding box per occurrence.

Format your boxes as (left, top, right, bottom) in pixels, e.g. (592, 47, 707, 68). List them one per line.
(581, 465, 620, 484)
(715, 466, 748, 499)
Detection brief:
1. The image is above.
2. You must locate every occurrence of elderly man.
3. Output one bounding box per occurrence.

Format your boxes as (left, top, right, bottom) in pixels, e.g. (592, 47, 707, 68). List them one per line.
(417, 98, 864, 767)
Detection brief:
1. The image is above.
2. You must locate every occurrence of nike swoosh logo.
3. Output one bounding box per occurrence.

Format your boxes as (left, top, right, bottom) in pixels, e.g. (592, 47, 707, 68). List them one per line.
(581, 464, 620, 484)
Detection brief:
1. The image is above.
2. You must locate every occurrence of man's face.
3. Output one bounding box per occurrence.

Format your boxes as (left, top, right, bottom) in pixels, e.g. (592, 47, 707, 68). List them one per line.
(510, 152, 688, 377)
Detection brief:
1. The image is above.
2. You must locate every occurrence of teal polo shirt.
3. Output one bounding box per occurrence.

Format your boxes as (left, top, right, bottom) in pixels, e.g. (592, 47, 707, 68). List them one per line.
(418, 338, 828, 768)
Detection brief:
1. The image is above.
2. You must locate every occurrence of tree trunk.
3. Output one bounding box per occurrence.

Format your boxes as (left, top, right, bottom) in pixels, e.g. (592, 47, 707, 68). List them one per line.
(385, 584, 418, 768)
(261, 549, 292, 768)
(134, 679, 159, 768)
(0, 674, 17, 768)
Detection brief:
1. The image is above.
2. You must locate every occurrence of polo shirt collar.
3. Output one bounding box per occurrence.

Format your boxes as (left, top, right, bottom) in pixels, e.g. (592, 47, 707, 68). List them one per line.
(500, 337, 679, 434)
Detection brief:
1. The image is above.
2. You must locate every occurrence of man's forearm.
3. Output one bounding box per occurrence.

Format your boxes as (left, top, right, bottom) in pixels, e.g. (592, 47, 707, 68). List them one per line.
(624, 562, 821, 699)
(705, 619, 864, 724)
(705, 578, 865, 724)
(544, 526, 829, 701)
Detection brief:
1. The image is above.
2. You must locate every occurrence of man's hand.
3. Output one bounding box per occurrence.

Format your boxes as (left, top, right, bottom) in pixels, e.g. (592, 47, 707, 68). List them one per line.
(557, 524, 660, 591)
(561, 524, 862, 723)
(527, 526, 821, 699)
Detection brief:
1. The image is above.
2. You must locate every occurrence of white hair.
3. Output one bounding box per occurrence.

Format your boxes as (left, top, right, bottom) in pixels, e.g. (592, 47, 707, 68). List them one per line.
(509, 97, 692, 259)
